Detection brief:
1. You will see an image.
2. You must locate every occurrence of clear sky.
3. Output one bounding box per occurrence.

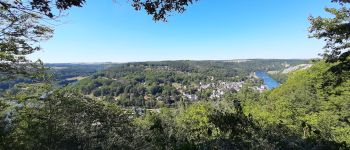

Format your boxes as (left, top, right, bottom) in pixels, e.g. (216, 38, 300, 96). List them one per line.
(30, 0, 335, 63)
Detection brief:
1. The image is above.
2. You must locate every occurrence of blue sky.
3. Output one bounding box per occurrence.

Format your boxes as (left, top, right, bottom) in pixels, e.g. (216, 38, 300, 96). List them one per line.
(30, 0, 334, 63)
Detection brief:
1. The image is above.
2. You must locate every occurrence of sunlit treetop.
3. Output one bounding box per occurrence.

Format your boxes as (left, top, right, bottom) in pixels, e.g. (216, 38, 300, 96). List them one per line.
(309, 0, 350, 63)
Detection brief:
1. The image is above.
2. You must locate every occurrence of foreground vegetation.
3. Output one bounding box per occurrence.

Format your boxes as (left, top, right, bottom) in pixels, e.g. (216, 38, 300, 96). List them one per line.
(0, 60, 349, 149)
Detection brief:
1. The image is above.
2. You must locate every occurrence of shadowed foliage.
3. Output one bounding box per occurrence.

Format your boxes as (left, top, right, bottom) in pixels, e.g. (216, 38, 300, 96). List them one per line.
(309, 0, 350, 63)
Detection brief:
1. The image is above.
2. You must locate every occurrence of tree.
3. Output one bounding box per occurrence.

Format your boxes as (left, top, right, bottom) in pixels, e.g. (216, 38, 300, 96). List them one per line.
(309, 0, 350, 63)
(0, 0, 84, 79)
(131, 0, 198, 21)
(1, 83, 134, 149)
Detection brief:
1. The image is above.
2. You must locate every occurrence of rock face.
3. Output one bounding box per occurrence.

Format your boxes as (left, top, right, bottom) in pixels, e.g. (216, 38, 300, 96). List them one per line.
(281, 64, 313, 74)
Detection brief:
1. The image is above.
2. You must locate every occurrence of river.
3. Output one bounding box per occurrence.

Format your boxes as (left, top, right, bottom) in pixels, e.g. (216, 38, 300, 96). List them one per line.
(255, 71, 280, 89)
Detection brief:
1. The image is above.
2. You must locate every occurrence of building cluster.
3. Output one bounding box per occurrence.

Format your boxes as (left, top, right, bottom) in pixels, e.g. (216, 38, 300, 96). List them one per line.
(181, 81, 246, 101)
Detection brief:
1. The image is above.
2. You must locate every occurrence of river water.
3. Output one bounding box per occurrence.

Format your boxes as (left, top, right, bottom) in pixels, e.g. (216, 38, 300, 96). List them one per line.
(255, 71, 280, 89)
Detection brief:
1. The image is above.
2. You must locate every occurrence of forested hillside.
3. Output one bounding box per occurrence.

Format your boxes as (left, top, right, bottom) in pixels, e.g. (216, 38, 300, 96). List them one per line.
(0, 63, 116, 91)
(72, 60, 307, 108)
(245, 61, 350, 145)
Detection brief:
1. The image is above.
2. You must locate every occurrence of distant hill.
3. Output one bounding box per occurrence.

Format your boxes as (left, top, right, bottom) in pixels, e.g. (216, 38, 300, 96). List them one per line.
(70, 59, 309, 108)
(1, 59, 309, 92)
(0, 63, 119, 91)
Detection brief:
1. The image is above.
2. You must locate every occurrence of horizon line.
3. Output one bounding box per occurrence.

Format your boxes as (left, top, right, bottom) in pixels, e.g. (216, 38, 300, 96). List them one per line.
(44, 58, 317, 64)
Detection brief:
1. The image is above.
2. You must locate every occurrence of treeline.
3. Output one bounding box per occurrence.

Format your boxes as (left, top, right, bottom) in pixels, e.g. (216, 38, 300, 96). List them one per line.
(73, 60, 301, 108)
(75, 61, 245, 108)
(0, 60, 305, 92)
(268, 73, 289, 83)
(46, 63, 116, 81)
(0, 63, 115, 91)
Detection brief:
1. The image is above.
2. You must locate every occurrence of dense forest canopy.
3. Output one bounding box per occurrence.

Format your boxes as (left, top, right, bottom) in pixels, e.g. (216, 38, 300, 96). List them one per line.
(72, 60, 308, 108)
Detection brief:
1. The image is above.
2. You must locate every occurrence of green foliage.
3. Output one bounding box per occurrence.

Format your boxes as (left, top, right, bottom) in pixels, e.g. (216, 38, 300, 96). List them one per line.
(73, 60, 307, 108)
(131, 0, 199, 21)
(1, 61, 349, 149)
(1, 0, 349, 148)
(132, 99, 349, 149)
(1, 59, 348, 149)
(1, 84, 133, 149)
(175, 102, 219, 144)
(0, 0, 85, 79)
(245, 61, 350, 144)
(309, 0, 350, 63)
(268, 72, 289, 83)
(2, 0, 350, 149)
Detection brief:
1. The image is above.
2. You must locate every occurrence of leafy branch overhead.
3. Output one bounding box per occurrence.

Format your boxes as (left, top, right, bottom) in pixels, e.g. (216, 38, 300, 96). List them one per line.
(1, 0, 197, 20)
(309, 0, 350, 62)
(0, 0, 87, 73)
(132, 0, 198, 21)
(0, 0, 56, 79)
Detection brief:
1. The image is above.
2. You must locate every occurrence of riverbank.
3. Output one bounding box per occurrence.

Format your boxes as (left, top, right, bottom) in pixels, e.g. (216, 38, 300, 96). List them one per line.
(255, 71, 280, 89)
